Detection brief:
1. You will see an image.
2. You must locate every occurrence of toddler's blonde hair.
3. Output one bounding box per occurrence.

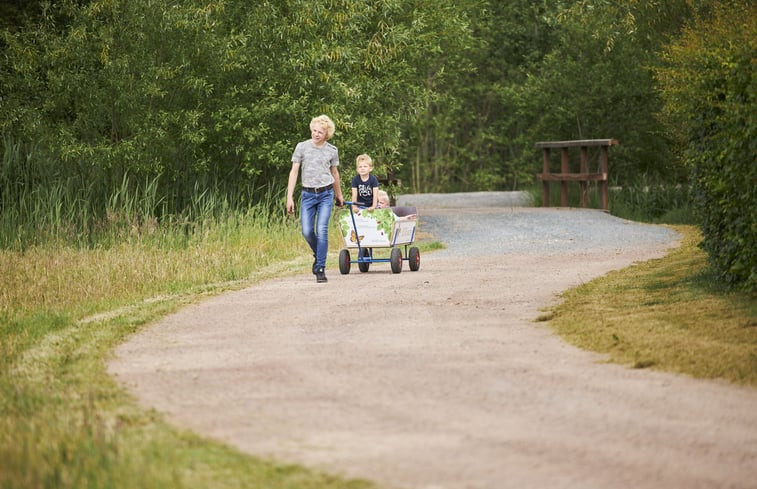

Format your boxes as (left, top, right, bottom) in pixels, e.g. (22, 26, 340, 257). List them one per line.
(355, 153, 373, 168)
(377, 190, 390, 207)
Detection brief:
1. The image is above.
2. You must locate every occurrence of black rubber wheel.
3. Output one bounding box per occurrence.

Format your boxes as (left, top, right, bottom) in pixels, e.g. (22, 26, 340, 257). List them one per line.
(358, 248, 370, 273)
(339, 249, 351, 274)
(409, 246, 421, 271)
(390, 247, 403, 274)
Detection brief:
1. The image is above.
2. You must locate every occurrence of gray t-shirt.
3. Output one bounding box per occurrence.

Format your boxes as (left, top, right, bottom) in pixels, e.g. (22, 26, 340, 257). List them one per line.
(292, 140, 339, 188)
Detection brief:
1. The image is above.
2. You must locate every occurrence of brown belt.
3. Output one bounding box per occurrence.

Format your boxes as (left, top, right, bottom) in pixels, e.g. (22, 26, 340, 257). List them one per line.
(302, 184, 333, 194)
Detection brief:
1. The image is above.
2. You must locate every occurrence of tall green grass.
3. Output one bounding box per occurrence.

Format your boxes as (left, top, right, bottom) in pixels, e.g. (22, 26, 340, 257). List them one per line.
(0, 172, 284, 250)
(0, 135, 290, 250)
(608, 176, 693, 224)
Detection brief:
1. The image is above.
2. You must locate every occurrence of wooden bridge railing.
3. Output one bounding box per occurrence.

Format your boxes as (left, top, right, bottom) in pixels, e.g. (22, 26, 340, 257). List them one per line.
(535, 139, 619, 212)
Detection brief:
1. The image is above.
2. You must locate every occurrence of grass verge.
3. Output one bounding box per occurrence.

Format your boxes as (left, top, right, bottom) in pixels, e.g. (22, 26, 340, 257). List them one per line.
(0, 212, 390, 489)
(1, 206, 444, 489)
(542, 225, 757, 385)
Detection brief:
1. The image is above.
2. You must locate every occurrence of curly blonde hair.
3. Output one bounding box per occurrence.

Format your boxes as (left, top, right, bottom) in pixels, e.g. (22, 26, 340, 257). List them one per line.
(310, 115, 335, 140)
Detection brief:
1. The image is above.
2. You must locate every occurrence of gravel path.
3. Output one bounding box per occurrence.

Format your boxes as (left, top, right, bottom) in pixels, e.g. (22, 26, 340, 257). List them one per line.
(109, 194, 757, 489)
(399, 191, 675, 257)
(420, 207, 676, 257)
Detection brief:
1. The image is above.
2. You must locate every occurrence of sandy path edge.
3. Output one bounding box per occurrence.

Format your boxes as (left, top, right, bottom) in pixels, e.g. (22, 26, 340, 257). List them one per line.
(108, 210, 757, 489)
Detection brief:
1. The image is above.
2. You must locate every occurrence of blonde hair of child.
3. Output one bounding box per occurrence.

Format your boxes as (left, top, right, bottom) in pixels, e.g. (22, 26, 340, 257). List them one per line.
(377, 190, 390, 207)
(355, 153, 373, 169)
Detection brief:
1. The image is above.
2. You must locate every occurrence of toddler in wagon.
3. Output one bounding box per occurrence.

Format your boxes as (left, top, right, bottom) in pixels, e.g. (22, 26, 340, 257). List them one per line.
(350, 154, 379, 212)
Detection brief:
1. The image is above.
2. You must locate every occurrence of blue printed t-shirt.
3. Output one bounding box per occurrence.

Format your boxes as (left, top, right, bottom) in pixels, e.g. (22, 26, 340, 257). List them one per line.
(351, 174, 380, 208)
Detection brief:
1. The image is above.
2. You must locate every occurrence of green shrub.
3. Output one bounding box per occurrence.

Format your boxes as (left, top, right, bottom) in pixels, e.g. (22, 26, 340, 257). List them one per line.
(655, 2, 757, 291)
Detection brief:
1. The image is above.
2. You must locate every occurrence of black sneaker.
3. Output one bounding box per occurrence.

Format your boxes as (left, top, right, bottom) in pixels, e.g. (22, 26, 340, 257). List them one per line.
(315, 267, 328, 283)
(312, 255, 317, 274)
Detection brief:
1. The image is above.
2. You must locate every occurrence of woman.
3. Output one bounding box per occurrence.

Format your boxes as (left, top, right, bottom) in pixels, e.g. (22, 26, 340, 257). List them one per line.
(286, 115, 345, 283)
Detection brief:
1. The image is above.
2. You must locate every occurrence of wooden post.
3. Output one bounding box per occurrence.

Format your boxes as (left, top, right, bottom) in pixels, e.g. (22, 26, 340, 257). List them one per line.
(560, 148, 569, 207)
(600, 145, 610, 212)
(542, 147, 551, 207)
(579, 146, 588, 207)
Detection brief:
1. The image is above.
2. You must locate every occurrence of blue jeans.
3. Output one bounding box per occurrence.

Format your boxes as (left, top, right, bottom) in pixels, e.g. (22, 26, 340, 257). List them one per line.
(300, 189, 334, 270)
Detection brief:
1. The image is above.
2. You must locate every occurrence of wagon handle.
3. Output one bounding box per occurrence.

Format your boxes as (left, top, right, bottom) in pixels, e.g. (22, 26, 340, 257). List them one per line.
(341, 201, 365, 254)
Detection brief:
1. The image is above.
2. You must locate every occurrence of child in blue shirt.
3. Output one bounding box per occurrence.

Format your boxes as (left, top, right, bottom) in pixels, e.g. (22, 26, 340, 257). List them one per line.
(351, 154, 380, 212)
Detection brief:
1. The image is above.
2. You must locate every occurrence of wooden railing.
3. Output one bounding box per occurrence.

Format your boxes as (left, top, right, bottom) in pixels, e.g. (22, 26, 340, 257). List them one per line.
(535, 139, 619, 212)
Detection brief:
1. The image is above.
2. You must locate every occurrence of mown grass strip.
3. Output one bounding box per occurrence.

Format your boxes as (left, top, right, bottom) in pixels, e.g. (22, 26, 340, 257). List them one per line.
(0, 213, 387, 489)
(543, 225, 757, 385)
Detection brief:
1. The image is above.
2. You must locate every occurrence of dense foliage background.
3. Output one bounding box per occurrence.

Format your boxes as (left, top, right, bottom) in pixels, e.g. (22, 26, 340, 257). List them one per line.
(0, 0, 754, 289)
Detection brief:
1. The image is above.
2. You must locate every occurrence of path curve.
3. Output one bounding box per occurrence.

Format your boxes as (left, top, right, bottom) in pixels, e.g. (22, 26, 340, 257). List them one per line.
(109, 206, 757, 489)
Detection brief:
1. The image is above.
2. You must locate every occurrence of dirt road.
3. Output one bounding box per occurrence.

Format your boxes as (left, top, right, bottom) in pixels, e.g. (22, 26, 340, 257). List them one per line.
(109, 206, 757, 489)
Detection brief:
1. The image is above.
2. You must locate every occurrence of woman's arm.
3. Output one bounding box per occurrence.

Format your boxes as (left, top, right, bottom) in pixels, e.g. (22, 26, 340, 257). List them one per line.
(331, 165, 344, 206)
(286, 163, 300, 214)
